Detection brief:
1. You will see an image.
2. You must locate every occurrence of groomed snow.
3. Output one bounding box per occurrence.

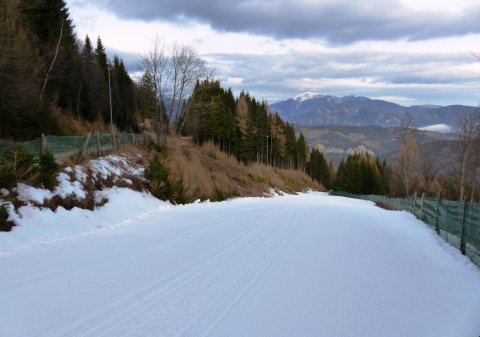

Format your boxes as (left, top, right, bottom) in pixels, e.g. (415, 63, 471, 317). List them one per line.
(0, 192, 479, 337)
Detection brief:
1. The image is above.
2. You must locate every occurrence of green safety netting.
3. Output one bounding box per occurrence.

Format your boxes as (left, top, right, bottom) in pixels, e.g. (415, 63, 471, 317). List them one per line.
(0, 133, 149, 162)
(331, 191, 480, 268)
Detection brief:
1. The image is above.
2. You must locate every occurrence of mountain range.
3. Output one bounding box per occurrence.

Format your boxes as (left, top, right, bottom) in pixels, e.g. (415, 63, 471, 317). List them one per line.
(297, 124, 455, 166)
(270, 92, 477, 129)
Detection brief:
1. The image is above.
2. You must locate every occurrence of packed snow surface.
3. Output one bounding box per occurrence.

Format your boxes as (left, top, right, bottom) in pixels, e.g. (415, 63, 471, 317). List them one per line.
(1, 192, 479, 337)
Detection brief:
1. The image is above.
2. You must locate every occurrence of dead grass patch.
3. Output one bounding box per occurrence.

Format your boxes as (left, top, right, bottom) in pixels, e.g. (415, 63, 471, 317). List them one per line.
(162, 137, 324, 202)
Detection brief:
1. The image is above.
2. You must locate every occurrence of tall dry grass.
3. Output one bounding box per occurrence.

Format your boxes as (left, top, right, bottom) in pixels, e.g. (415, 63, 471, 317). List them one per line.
(163, 137, 323, 202)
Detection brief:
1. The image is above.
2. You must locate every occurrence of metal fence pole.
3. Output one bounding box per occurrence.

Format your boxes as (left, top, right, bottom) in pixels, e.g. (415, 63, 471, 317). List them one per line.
(80, 132, 92, 159)
(95, 132, 101, 156)
(434, 192, 441, 235)
(460, 197, 467, 255)
(41, 134, 47, 154)
(411, 192, 417, 214)
(419, 192, 425, 221)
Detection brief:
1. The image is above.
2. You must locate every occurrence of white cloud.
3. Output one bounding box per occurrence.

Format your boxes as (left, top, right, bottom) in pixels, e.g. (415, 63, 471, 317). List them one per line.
(400, 0, 477, 12)
(372, 96, 416, 105)
(66, 0, 480, 106)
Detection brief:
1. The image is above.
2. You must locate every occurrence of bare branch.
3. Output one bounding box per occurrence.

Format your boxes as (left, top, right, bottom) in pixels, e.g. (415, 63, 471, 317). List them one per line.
(40, 19, 64, 99)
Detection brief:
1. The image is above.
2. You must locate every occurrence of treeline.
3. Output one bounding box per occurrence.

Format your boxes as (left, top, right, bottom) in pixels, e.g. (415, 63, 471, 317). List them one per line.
(335, 154, 389, 195)
(0, 0, 138, 139)
(169, 79, 334, 188)
(179, 80, 306, 167)
(332, 111, 480, 202)
(177, 79, 318, 170)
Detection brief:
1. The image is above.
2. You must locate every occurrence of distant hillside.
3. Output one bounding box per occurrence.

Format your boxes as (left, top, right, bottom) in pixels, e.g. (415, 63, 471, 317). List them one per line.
(271, 92, 477, 128)
(297, 124, 456, 166)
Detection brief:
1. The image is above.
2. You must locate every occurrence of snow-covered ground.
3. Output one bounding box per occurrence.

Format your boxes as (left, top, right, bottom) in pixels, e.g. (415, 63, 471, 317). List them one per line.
(1, 192, 479, 337)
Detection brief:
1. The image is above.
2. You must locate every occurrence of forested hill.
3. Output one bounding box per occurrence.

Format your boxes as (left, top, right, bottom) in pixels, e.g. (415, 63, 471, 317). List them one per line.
(1, 0, 137, 139)
(1, 0, 338, 191)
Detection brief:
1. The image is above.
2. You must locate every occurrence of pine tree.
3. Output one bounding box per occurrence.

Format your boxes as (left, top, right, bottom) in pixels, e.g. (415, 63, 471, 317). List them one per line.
(95, 37, 108, 78)
(297, 133, 308, 171)
(0, 0, 59, 139)
(284, 123, 297, 169)
(334, 153, 385, 194)
(20, 0, 80, 109)
(83, 35, 94, 61)
(307, 149, 331, 189)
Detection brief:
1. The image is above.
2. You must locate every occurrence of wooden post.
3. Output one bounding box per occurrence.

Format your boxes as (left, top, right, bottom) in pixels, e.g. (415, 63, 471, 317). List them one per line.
(434, 192, 441, 234)
(122, 132, 125, 147)
(95, 132, 101, 156)
(41, 134, 47, 154)
(80, 132, 92, 159)
(111, 131, 116, 150)
(411, 192, 417, 214)
(419, 193, 425, 221)
(460, 197, 467, 255)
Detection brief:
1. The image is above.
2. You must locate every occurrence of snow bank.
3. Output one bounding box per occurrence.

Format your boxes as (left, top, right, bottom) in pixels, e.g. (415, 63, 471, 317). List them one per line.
(0, 154, 154, 253)
(1, 188, 168, 254)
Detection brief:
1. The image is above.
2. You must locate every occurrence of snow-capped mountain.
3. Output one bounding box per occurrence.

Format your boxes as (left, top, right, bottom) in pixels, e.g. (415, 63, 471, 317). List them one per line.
(270, 93, 476, 129)
(294, 92, 324, 101)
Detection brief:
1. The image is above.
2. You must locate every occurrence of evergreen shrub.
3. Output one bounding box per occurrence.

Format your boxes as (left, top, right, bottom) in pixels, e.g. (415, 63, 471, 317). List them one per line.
(38, 152, 60, 190)
(145, 155, 185, 203)
(0, 147, 59, 190)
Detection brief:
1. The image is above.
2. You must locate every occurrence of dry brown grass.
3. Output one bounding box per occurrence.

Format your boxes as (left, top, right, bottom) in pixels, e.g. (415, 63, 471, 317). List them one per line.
(163, 137, 324, 202)
(53, 108, 117, 136)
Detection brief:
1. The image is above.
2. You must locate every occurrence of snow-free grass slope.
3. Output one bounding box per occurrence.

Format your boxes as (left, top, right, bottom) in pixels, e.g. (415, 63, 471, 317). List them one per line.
(0, 193, 479, 337)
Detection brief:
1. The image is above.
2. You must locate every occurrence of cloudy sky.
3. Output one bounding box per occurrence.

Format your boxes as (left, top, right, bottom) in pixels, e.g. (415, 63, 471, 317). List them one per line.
(66, 0, 480, 106)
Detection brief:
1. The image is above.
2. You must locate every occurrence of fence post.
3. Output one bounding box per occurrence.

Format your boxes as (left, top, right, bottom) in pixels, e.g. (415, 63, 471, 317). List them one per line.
(419, 192, 425, 221)
(460, 197, 468, 255)
(80, 132, 92, 159)
(434, 192, 441, 234)
(41, 134, 47, 154)
(95, 132, 101, 156)
(411, 192, 417, 214)
(122, 132, 125, 147)
(111, 131, 116, 150)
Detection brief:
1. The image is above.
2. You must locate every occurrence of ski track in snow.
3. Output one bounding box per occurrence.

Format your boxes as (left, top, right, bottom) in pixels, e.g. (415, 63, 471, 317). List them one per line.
(0, 193, 480, 337)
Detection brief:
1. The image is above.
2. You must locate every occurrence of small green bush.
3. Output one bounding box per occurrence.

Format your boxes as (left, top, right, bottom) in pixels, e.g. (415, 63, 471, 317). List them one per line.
(0, 146, 37, 188)
(145, 155, 185, 203)
(38, 152, 59, 190)
(0, 147, 59, 190)
(145, 155, 170, 199)
(0, 163, 16, 189)
(147, 140, 166, 154)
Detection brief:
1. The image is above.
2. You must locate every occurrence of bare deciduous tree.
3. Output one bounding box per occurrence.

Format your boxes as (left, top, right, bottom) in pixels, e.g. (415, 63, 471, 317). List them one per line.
(419, 145, 435, 193)
(392, 113, 420, 196)
(454, 109, 480, 200)
(140, 38, 210, 143)
(140, 37, 168, 144)
(171, 44, 209, 134)
(40, 19, 64, 99)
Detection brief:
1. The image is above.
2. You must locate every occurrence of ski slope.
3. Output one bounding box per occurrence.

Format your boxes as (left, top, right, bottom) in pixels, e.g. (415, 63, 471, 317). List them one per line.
(1, 192, 479, 337)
